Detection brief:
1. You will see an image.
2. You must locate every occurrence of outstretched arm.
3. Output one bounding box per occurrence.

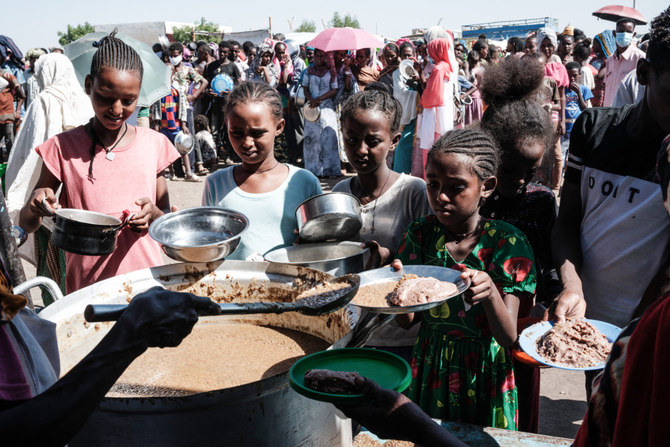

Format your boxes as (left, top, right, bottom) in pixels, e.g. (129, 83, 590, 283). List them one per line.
(546, 179, 586, 322)
(337, 377, 467, 446)
(0, 288, 220, 446)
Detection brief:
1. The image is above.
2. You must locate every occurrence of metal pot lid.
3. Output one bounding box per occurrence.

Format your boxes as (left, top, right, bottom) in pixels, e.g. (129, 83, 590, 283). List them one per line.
(264, 241, 368, 264)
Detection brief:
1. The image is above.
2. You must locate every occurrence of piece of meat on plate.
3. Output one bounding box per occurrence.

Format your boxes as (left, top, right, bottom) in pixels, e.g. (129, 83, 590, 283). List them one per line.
(304, 369, 360, 394)
(388, 277, 458, 307)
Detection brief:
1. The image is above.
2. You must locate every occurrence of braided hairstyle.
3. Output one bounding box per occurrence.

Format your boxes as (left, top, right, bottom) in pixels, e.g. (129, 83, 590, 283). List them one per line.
(428, 128, 500, 181)
(647, 6, 670, 73)
(224, 81, 283, 122)
(89, 31, 143, 81)
(87, 32, 143, 180)
(340, 89, 403, 134)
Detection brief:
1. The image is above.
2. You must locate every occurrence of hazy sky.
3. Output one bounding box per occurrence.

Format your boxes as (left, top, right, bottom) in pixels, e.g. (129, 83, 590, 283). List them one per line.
(4, 0, 667, 51)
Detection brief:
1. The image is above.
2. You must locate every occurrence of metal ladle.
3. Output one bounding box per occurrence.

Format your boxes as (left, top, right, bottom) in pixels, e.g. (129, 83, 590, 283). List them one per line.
(84, 274, 360, 322)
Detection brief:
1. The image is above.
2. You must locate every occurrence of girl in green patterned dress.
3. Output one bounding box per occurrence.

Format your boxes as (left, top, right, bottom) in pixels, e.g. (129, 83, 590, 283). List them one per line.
(394, 128, 537, 430)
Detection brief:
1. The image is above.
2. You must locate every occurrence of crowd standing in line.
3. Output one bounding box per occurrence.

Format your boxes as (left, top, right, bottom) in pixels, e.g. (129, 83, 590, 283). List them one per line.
(1, 6, 670, 445)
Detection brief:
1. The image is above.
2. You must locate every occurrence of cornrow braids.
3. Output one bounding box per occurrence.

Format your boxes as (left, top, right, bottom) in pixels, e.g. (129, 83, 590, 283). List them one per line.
(89, 31, 144, 81)
(340, 89, 403, 134)
(428, 128, 500, 180)
(224, 81, 283, 122)
(647, 6, 670, 73)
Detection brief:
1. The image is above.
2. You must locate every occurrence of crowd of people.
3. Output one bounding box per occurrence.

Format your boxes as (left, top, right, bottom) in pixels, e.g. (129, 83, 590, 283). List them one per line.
(1, 5, 670, 445)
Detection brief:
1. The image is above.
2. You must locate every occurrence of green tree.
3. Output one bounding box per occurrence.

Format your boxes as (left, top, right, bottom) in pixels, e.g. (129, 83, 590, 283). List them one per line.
(329, 12, 360, 29)
(172, 17, 221, 43)
(296, 19, 317, 33)
(57, 22, 95, 46)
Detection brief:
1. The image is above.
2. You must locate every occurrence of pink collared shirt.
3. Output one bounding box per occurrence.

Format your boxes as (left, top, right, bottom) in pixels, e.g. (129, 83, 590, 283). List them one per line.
(603, 44, 645, 107)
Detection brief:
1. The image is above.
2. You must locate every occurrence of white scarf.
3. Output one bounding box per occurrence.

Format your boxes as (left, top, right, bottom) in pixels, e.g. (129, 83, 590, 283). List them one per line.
(6, 53, 93, 264)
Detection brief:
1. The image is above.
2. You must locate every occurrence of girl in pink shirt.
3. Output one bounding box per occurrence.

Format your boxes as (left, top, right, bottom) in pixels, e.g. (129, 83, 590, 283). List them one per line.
(19, 33, 180, 293)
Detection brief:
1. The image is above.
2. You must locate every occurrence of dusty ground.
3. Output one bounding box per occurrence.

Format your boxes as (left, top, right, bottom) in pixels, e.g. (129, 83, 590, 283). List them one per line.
(20, 166, 587, 440)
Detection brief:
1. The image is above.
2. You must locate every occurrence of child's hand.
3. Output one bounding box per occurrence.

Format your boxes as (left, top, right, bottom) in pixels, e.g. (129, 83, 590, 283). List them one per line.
(455, 266, 500, 306)
(569, 81, 580, 94)
(362, 241, 391, 270)
(28, 187, 59, 218)
(390, 259, 403, 272)
(128, 198, 160, 232)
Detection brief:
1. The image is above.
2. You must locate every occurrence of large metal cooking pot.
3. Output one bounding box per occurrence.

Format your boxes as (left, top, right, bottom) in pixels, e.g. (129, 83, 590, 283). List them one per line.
(50, 207, 133, 256)
(264, 241, 368, 276)
(39, 261, 359, 447)
(296, 192, 362, 243)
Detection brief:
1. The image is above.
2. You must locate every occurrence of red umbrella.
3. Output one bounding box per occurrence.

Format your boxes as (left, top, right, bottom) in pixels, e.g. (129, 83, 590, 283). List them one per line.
(308, 27, 383, 52)
(592, 5, 647, 25)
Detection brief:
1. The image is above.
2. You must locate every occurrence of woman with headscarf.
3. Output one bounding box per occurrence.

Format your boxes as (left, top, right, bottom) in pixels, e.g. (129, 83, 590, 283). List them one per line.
(6, 53, 93, 296)
(245, 40, 279, 87)
(416, 37, 457, 178)
(302, 48, 341, 178)
(591, 30, 616, 107)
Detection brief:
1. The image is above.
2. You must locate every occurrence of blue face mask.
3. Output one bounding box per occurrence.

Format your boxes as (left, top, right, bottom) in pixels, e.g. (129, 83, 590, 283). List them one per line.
(615, 32, 633, 48)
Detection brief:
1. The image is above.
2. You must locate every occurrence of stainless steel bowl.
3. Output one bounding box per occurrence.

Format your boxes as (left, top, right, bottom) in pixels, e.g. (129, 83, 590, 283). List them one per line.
(295, 192, 362, 243)
(264, 241, 369, 276)
(149, 207, 248, 262)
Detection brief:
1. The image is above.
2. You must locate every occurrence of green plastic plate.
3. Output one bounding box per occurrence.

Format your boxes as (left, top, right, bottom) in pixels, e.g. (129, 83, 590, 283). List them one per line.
(288, 348, 412, 403)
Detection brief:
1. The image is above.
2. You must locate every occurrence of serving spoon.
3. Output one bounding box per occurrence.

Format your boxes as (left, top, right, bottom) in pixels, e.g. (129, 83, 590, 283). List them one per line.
(84, 274, 360, 322)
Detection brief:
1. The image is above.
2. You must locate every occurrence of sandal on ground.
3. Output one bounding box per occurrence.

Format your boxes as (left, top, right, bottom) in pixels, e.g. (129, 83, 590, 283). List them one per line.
(185, 173, 202, 182)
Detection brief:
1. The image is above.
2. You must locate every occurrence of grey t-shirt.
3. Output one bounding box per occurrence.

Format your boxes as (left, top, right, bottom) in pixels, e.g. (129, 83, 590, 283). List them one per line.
(333, 173, 431, 347)
(332, 174, 431, 253)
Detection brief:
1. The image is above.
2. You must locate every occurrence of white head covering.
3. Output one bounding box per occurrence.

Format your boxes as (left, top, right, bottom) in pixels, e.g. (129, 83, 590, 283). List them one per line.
(424, 26, 450, 44)
(6, 53, 93, 264)
(535, 28, 558, 52)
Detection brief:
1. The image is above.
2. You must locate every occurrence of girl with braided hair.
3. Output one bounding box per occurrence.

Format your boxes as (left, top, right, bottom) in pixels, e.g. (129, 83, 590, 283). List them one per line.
(478, 55, 558, 433)
(333, 89, 430, 360)
(18, 33, 180, 293)
(393, 128, 537, 430)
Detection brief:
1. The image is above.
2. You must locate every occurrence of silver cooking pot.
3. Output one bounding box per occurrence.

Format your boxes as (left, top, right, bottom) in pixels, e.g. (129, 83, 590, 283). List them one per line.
(49, 206, 133, 256)
(264, 241, 368, 276)
(39, 261, 359, 446)
(296, 192, 362, 243)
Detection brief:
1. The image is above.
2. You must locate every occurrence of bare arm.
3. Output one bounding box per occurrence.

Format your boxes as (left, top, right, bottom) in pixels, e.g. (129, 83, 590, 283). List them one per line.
(546, 179, 587, 322)
(190, 77, 208, 102)
(458, 267, 519, 347)
(0, 288, 221, 446)
(318, 88, 338, 101)
(558, 88, 566, 135)
(18, 164, 61, 233)
(128, 173, 170, 231)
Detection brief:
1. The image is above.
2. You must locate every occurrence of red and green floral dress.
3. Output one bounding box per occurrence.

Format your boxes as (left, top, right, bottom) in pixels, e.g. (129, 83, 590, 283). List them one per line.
(397, 216, 536, 430)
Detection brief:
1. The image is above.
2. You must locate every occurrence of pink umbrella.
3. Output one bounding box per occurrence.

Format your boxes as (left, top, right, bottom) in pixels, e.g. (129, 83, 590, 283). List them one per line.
(593, 5, 647, 25)
(308, 27, 384, 52)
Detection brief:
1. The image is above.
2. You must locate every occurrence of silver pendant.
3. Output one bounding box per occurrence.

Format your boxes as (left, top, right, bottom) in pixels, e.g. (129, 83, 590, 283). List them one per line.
(106, 151, 115, 161)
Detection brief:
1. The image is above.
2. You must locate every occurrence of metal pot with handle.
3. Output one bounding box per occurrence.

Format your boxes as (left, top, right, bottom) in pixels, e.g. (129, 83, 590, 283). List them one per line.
(44, 198, 134, 256)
